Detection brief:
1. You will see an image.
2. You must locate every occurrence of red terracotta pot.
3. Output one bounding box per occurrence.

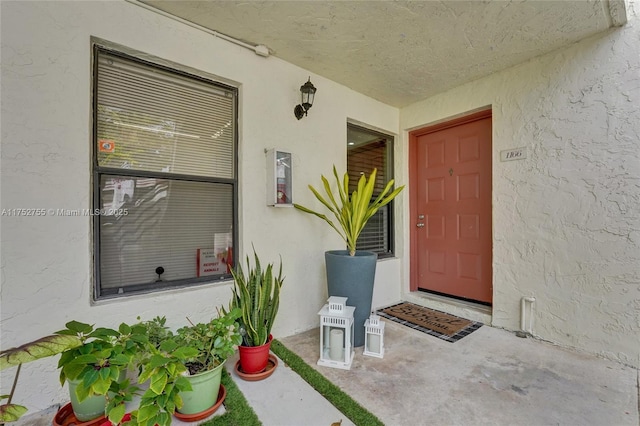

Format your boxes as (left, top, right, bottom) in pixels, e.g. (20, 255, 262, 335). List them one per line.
(238, 335, 272, 374)
(235, 354, 278, 381)
(53, 403, 106, 426)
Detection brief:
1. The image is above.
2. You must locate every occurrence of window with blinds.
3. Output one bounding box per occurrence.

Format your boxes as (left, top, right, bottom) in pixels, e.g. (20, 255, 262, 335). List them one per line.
(347, 124, 395, 258)
(93, 46, 237, 298)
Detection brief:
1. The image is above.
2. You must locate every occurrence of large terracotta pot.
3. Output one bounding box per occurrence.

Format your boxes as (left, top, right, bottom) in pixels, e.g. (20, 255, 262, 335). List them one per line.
(238, 335, 272, 374)
(325, 250, 377, 347)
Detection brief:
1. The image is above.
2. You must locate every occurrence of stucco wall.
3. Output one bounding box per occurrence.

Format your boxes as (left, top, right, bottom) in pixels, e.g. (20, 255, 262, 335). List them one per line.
(0, 1, 401, 412)
(401, 1, 640, 367)
(3, 0, 638, 417)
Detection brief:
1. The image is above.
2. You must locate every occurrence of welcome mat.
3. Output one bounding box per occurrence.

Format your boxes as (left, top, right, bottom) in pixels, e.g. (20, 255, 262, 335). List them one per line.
(377, 302, 482, 343)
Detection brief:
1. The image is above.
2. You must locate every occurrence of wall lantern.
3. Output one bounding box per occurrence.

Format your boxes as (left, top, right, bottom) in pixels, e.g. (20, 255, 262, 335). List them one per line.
(294, 77, 317, 120)
(318, 296, 355, 370)
(363, 313, 385, 358)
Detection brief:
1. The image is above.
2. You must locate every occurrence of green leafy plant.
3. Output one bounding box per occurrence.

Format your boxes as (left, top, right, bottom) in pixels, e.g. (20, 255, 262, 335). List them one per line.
(132, 339, 196, 426)
(130, 309, 241, 426)
(137, 316, 172, 350)
(294, 166, 405, 256)
(173, 308, 242, 374)
(1, 312, 241, 426)
(226, 248, 284, 347)
(0, 334, 82, 422)
(56, 320, 148, 424)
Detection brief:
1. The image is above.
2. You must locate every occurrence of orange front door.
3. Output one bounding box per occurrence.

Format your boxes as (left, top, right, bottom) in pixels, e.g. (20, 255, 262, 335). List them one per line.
(410, 112, 492, 304)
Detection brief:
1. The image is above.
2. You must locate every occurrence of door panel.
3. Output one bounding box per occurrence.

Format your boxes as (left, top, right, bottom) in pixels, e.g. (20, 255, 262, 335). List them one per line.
(412, 115, 492, 304)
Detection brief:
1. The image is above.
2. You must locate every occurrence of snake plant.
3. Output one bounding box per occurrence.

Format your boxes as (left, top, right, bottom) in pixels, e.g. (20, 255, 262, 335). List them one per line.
(294, 165, 405, 256)
(227, 249, 284, 347)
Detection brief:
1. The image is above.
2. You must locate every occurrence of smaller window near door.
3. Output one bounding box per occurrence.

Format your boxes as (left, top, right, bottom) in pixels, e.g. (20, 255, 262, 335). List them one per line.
(347, 124, 395, 258)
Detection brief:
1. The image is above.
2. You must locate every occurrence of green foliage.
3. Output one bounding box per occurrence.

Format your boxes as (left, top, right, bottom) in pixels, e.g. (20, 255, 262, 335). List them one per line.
(226, 249, 284, 347)
(0, 401, 27, 423)
(271, 339, 383, 426)
(137, 316, 171, 350)
(0, 311, 241, 426)
(0, 334, 82, 371)
(294, 166, 405, 256)
(131, 339, 195, 426)
(55, 320, 148, 424)
(130, 309, 242, 426)
(173, 308, 242, 374)
(106, 378, 139, 425)
(0, 334, 83, 422)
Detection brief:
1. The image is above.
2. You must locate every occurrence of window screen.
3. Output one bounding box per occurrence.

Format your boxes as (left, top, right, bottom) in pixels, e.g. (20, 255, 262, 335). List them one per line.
(93, 47, 237, 298)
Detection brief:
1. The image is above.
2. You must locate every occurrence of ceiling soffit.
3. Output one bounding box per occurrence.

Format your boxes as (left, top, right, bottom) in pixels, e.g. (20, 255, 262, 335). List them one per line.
(138, 0, 627, 107)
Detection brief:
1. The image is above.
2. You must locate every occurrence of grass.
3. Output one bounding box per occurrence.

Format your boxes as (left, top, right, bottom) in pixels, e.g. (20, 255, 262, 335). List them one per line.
(270, 339, 384, 426)
(201, 368, 261, 426)
(200, 340, 382, 426)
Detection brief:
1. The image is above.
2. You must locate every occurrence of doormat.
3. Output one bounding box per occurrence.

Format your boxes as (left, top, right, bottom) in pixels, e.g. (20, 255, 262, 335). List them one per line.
(377, 302, 482, 343)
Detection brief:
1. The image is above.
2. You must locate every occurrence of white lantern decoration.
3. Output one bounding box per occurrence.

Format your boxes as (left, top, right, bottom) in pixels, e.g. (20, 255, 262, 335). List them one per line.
(318, 296, 355, 370)
(363, 313, 385, 358)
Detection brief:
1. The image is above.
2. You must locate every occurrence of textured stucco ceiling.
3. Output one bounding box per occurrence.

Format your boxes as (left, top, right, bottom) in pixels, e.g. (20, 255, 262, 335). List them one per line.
(138, 0, 626, 107)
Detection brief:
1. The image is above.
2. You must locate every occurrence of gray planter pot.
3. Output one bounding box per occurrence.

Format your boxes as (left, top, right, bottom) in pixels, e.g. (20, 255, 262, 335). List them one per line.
(325, 250, 377, 347)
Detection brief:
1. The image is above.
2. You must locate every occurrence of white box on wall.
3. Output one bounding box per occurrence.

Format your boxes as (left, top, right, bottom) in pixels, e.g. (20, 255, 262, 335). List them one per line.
(266, 149, 293, 206)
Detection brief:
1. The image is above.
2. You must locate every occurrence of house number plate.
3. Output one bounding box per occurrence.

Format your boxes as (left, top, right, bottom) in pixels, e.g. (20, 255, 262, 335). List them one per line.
(500, 147, 527, 162)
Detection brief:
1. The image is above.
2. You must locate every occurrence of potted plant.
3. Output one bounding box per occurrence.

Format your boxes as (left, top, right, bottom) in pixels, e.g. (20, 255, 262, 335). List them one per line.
(171, 308, 242, 416)
(1, 312, 240, 426)
(226, 248, 284, 375)
(294, 166, 404, 346)
(55, 321, 147, 424)
(111, 315, 186, 426)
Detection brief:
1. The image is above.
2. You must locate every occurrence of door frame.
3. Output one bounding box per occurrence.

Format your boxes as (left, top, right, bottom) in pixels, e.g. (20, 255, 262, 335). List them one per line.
(408, 108, 493, 293)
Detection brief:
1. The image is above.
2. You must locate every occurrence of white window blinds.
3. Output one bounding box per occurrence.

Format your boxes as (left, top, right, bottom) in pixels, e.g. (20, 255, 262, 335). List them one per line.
(94, 48, 236, 297)
(96, 52, 235, 179)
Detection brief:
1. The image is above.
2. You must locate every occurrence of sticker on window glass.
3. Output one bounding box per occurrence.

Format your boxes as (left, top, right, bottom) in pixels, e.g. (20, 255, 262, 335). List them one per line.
(99, 139, 115, 153)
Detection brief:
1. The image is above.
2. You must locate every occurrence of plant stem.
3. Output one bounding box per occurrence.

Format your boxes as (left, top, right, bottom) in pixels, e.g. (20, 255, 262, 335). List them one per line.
(6, 363, 21, 405)
(0, 363, 22, 426)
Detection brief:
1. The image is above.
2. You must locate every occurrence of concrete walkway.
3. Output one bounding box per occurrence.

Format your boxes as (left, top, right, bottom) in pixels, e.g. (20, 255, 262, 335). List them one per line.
(225, 352, 354, 426)
(263, 321, 639, 426)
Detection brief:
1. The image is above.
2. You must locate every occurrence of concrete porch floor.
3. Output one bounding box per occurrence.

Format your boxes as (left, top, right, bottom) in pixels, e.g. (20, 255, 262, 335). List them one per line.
(14, 320, 639, 426)
(249, 320, 640, 426)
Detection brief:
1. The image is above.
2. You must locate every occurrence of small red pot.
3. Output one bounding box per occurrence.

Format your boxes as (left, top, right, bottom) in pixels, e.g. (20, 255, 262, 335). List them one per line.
(238, 335, 272, 374)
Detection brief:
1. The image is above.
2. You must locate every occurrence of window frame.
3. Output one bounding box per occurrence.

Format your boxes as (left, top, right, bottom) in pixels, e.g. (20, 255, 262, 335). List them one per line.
(91, 43, 239, 300)
(347, 122, 396, 259)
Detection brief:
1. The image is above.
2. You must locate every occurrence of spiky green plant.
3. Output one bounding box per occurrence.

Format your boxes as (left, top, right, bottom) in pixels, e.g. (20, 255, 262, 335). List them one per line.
(227, 249, 284, 347)
(294, 165, 405, 256)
